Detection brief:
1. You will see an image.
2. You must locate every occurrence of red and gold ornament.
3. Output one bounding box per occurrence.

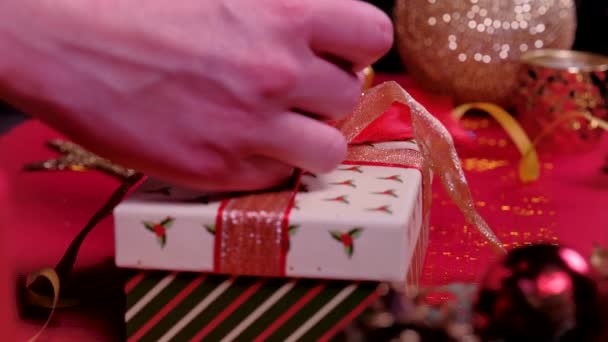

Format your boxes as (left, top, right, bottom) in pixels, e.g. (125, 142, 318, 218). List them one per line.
(473, 244, 603, 341)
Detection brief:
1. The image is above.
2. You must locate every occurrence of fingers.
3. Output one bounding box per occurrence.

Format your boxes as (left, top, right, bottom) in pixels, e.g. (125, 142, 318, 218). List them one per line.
(257, 111, 347, 174)
(212, 156, 295, 191)
(287, 57, 362, 120)
(160, 154, 295, 192)
(310, 0, 394, 71)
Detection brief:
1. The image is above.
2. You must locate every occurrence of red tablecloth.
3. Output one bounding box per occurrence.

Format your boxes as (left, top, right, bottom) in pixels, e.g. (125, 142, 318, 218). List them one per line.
(1, 75, 606, 340)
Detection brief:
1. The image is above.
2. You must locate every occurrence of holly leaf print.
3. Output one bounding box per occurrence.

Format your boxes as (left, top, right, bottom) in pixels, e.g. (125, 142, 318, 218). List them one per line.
(345, 245, 354, 258)
(288, 225, 299, 236)
(372, 189, 398, 198)
(338, 165, 363, 173)
(330, 230, 342, 242)
(378, 175, 403, 183)
(284, 225, 300, 252)
(143, 221, 155, 231)
(330, 230, 357, 258)
(324, 195, 349, 204)
(143, 219, 171, 248)
(204, 224, 216, 235)
(160, 216, 175, 228)
(158, 234, 167, 248)
(367, 205, 393, 214)
(349, 227, 363, 239)
(330, 179, 356, 188)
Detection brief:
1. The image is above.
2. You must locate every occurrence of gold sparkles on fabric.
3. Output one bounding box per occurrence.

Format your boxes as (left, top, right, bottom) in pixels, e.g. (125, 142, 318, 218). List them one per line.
(217, 81, 505, 276)
(394, 0, 576, 106)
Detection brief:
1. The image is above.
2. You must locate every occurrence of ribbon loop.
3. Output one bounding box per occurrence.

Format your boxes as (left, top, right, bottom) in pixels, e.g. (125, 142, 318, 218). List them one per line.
(338, 81, 505, 253)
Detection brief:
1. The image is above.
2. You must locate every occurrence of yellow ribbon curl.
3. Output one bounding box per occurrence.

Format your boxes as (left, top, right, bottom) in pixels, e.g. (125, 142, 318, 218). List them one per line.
(452, 103, 608, 183)
(452, 103, 540, 183)
(25, 173, 144, 341)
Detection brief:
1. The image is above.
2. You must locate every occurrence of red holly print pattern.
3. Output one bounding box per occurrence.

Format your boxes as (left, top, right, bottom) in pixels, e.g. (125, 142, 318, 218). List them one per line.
(367, 205, 392, 214)
(330, 228, 363, 258)
(372, 189, 398, 198)
(143, 217, 175, 248)
(330, 179, 356, 188)
(324, 195, 349, 204)
(338, 166, 363, 173)
(378, 175, 403, 183)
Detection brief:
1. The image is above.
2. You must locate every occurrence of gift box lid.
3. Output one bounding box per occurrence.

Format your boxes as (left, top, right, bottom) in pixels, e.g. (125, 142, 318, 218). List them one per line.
(114, 142, 427, 283)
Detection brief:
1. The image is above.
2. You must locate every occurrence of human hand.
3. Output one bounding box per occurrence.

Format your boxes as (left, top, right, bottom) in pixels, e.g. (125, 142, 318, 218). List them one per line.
(0, 0, 393, 190)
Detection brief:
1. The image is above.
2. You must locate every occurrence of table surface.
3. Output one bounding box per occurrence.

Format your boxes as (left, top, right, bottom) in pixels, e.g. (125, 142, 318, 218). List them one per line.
(1, 74, 606, 341)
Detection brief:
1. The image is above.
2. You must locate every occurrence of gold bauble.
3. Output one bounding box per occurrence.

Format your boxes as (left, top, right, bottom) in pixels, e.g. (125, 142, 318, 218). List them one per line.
(394, 0, 577, 107)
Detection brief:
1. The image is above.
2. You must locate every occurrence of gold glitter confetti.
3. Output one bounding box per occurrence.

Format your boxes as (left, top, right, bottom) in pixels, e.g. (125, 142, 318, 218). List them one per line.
(394, 0, 576, 106)
(25, 139, 136, 180)
(462, 158, 510, 172)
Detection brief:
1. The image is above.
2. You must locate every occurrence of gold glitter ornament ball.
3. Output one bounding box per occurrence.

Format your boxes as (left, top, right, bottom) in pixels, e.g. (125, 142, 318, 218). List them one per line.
(394, 0, 576, 107)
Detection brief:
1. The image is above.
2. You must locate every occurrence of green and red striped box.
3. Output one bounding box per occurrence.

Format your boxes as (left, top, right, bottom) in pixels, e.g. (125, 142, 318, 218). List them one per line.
(123, 226, 427, 341)
(124, 272, 378, 342)
(115, 139, 429, 340)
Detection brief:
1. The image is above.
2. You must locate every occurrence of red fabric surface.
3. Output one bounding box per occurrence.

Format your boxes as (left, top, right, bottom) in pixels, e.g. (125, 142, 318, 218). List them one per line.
(0, 174, 16, 340)
(0, 74, 606, 340)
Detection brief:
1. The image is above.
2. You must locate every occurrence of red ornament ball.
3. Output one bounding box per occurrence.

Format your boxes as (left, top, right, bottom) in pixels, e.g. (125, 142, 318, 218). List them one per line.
(473, 244, 603, 341)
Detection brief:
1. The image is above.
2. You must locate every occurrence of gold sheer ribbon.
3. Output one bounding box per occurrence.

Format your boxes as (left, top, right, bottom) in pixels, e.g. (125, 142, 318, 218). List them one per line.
(337, 82, 505, 254)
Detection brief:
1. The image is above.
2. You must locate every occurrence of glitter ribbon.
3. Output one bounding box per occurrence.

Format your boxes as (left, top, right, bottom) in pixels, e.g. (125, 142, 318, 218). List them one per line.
(337, 82, 505, 253)
(213, 81, 505, 277)
(213, 183, 298, 276)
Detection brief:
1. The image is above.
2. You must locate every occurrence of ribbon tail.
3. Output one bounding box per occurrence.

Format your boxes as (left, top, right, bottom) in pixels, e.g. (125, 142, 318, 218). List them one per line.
(24, 172, 145, 341)
(25, 268, 59, 342)
(373, 82, 506, 253)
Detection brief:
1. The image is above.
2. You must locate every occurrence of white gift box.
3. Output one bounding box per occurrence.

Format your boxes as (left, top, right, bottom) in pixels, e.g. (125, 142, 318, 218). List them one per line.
(114, 141, 427, 283)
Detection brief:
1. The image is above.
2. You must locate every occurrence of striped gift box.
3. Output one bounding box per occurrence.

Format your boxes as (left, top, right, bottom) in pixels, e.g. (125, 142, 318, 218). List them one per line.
(124, 273, 379, 342)
(123, 226, 427, 342)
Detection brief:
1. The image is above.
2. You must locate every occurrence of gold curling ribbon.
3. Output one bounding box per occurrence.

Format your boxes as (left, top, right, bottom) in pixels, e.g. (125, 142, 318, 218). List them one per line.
(24, 268, 59, 342)
(452, 103, 540, 183)
(453, 104, 608, 183)
(25, 173, 144, 341)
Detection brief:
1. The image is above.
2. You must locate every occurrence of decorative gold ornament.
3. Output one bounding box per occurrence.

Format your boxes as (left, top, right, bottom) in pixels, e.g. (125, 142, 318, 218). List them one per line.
(394, 0, 577, 107)
(25, 139, 136, 179)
